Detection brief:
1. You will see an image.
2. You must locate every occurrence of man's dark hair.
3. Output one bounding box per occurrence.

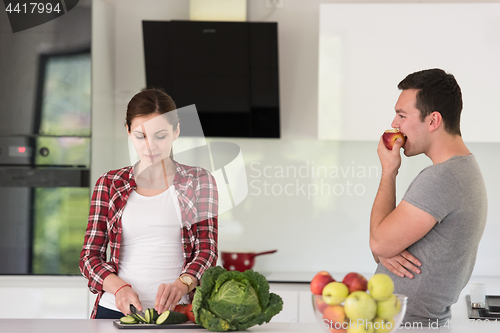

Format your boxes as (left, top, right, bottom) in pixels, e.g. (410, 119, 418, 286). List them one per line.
(398, 68, 462, 136)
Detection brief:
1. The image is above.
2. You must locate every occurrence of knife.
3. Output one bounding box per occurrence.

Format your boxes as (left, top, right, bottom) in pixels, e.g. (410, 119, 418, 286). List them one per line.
(130, 304, 146, 319)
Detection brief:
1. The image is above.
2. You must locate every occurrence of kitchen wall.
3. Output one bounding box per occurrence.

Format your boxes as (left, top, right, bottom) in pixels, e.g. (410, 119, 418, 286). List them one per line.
(92, 0, 500, 277)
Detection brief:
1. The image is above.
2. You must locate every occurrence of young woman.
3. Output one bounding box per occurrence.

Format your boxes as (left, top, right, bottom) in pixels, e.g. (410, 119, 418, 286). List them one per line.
(80, 89, 218, 319)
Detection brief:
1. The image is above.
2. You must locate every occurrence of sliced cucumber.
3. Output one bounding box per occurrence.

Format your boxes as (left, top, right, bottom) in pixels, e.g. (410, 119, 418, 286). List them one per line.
(151, 309, 159, 322)
(145, 308, 159, 324)
(130, 312, 146, 323)
(145, 309, 152, 324)
(136, 313, 147, 323)
(156, 310, 188, 325)
(120, 315, 138, 324)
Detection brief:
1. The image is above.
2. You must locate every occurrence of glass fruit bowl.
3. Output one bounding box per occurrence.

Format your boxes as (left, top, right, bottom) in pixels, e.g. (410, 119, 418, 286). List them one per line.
(312, 293, 407, 333)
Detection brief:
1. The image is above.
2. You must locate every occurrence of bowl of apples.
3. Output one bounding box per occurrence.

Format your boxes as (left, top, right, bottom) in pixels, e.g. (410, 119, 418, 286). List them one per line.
(311, 272, 407, 333)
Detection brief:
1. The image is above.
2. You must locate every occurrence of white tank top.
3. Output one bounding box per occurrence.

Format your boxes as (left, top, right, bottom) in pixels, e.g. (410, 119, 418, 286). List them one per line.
(99, 186, 187, 311)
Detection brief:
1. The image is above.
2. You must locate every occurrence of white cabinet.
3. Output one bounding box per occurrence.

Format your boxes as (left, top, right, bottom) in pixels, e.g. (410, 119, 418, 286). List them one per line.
(0, 276, 91, 319)
(298, 290, 317, 323)
(0, 278, 313, 322)
(269, 288, 298, 323)
(88, 291, 98, 318)
(269, 283, 314, 323)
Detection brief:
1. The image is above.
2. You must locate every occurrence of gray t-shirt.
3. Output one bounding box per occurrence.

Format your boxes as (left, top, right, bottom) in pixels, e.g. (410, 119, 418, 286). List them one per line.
(375, 155, 487, 326)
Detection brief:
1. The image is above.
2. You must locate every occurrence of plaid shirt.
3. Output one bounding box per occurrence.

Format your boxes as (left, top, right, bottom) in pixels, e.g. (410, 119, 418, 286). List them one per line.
(79, 161, 218, 318)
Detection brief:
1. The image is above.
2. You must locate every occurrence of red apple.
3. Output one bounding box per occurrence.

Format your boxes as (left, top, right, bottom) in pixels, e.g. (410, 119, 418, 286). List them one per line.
(315, 296, 328, 314)
(323, 304, 347, 332)
(342, 272, 368, 293)
(382, 129, 406, 150)
(310, 271, 335, 295)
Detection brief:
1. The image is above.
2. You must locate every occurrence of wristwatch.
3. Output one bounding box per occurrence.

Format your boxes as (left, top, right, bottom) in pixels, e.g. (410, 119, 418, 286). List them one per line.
(179, 275, 194, 293)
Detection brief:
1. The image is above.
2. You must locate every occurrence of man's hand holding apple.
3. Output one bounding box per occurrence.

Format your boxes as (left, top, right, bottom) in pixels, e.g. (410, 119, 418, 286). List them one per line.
(377, 135, 404, 177)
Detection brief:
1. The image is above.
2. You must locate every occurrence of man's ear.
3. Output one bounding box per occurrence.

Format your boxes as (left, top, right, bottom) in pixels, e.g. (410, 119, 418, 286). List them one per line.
(428, 111, 442, 132)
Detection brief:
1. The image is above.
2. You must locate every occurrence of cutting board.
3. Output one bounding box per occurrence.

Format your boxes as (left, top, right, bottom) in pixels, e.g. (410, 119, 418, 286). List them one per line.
(113, 320, 204, 329)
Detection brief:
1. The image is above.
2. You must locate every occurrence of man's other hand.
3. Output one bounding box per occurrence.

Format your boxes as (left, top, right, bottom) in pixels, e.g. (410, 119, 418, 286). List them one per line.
(378, 250, 422, 279)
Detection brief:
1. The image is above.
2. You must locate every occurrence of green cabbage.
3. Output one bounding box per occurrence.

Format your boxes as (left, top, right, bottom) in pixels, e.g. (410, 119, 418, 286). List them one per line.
(192, 266, 283, 331)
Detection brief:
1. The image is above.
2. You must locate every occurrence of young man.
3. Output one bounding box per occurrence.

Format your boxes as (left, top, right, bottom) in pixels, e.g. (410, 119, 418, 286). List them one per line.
(370, 68, 487, 326)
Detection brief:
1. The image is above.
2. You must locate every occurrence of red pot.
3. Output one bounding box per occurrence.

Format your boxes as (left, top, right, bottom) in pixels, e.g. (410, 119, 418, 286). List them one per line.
(221, 250, 277, 272)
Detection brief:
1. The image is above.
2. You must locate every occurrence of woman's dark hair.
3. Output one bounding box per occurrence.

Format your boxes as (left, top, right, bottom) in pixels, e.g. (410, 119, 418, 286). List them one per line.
(398, 68, 462, 136)
(125, 88, 179, 131)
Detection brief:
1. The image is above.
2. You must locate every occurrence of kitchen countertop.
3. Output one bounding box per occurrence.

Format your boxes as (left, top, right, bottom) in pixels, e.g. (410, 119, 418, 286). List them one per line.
(0, 319, 499, 333)
(1, 274, 499, 332)
(265, 271, 317, 284)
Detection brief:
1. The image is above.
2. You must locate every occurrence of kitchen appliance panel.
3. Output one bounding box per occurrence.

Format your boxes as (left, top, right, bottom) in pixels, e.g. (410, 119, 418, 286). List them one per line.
(0, 188, 31, 274)
(0, 1, 91, 276)
(142, 20, 280, 138)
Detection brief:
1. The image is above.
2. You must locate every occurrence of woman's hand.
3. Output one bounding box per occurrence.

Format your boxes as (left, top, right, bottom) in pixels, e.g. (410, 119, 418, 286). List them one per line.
(378, 250, 422, 279)
(103, 274, 142, 315)
(115, 285, 143, 315)
(155, 279, 189, 314)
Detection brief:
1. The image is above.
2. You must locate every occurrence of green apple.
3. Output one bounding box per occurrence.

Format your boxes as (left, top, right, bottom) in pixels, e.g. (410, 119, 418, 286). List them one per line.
(322, 282, 349, 305)
(346, 321, 375, 333)
(344, 291, 377, 321)
(372, 317, 394, 333)
(376, 294, 401, 319)
(368, 274, 394, 300)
